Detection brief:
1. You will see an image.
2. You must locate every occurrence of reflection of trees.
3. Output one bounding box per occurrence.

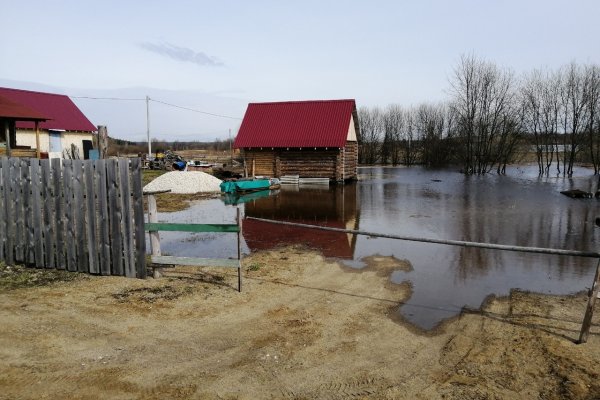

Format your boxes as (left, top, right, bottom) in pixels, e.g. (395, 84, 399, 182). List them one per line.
(450, 174, 596, 283)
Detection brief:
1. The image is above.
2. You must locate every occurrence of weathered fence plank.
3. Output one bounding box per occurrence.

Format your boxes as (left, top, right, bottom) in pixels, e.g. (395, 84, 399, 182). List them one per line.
(63, 159, 78, 272)
(73, 160, 87, 273)
(0, 156, 144, 279)
(41, 159, 56, 269)
(30, 159, 44, 267)
(96, 159, 111, 275)
(107, 159, 123, 275)
(131, 158, 146, 278)
(52, 158, 65, 270)
(2, 158, 13, 264)
(11, 158, 23, 262)
(22, 158, 35, 265)
(0, 159, 5, 261)
(84, 160, 99, 274)
(119, 158, 134, 277)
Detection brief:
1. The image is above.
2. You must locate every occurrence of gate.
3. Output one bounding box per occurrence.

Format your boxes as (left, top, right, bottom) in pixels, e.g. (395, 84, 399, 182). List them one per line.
(0, 157, 146, 278)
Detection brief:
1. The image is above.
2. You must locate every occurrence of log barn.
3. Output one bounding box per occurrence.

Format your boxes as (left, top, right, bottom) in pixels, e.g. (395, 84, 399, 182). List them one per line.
(234, 99, 359, 182)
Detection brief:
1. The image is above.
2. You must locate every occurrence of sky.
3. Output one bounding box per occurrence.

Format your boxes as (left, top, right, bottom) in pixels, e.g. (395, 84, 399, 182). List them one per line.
(1, 0, 599, 142)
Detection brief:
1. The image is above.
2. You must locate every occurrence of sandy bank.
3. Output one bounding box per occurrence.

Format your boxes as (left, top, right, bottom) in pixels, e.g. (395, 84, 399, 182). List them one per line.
(0, 247, 598, 399)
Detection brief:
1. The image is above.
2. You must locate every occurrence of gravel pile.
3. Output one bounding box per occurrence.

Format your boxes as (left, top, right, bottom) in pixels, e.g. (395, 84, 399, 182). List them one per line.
(143, 171, 222, 194)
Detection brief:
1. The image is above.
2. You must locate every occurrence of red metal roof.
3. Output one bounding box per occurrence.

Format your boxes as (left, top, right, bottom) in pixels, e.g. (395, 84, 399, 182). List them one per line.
(0, 94, 48, 121)
(234, 99, 356, 148)
(0, 87, 96, 132)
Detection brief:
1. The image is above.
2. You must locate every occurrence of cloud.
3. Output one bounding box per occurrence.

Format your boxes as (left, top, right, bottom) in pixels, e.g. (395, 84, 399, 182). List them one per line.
(139, 42, 224, 67)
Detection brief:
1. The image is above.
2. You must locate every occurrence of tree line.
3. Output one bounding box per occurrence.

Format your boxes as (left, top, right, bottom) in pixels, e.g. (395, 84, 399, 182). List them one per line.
(357, 55, 600, 176)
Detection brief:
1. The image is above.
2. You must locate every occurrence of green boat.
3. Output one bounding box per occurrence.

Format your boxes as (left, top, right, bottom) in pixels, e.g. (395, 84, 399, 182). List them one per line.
(220, 178, 279, 194)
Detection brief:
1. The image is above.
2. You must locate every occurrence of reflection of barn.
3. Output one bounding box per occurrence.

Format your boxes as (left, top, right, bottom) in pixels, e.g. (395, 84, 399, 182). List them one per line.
(234, 99, 359, 182)
(243, 185, 359, 259)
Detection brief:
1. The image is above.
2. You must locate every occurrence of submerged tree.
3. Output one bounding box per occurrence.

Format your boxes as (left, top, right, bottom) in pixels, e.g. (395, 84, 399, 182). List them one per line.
(382, 104, 404, 165)
(584, 64, 600, 174)
(357, 106, 383, 165)
(415, 103, 452, 167)
(449, 54, 520, 174)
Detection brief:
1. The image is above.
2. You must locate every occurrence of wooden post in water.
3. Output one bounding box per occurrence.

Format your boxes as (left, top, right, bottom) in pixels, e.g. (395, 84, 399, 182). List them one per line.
(578, 217, 600, 343)
(147, 194, 163, 278)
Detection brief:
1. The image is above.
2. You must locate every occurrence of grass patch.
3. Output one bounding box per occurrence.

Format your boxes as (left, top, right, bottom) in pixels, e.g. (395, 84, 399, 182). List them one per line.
(142, 169, 167, 186)
(247, 263, 263, 272)
(154, 192, 221, 212)
(0, 262, 86, 291)
(112, 285, 194, 303)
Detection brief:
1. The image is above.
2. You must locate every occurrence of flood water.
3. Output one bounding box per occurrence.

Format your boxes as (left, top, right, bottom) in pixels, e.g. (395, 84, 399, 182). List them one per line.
(156, 166, 600, 331)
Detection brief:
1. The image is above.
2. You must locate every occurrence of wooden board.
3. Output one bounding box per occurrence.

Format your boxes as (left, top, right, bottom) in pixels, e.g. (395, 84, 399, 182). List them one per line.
(145, 222, 239, 233)
(151, 255, 240, 269)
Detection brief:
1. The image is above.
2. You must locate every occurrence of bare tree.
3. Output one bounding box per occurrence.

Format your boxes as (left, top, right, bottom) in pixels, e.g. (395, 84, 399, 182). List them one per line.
(559, 62, 588, 176)
(358, 106, 383, 165)
(382, 104, 404, 165)
(584, 64, 600, 174)
(401, 108, 419, 166)
(449, 54, 519, 174)
(416, 103, 451, 167)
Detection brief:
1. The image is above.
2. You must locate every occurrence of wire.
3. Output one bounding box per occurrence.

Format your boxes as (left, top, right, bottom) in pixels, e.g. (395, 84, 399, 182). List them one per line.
(71, 96, 145, 101)
(149, 98, 243, 120)
(70, 94, 243, 120)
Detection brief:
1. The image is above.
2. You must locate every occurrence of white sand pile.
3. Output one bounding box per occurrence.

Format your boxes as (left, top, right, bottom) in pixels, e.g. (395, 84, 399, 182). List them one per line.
(143, 171, 222, 194)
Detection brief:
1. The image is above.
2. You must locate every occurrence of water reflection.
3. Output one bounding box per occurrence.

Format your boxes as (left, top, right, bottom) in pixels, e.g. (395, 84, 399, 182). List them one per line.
(158, 166, 599, 331)
(243, 185, 359, 259)
(354, 166, 599, 330)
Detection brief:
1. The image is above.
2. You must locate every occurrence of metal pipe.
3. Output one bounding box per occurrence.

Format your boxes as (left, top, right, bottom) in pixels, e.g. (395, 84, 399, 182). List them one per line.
(246, 217, 600, 259)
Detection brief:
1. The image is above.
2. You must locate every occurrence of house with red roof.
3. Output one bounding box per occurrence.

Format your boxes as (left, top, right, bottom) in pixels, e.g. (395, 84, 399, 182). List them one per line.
(0, 87, 96, 159)
(233, 99, 359, 182)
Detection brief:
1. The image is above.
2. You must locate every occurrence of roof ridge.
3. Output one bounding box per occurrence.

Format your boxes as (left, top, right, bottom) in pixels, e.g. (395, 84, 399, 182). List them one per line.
(248, 99, 355, 106)
(0, 86, 69, 98)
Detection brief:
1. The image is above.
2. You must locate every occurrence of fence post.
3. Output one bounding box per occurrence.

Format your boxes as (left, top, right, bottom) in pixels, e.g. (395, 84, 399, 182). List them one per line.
(98, 125, 108, 159)
(237, 206, 242, 292)
(147, 194, 163, 278)
(578, 259, 600, 344)
(579, 218, 600, 343)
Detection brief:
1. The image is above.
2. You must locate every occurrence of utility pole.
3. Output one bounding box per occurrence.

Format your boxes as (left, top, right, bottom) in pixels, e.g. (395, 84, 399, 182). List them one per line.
(146, 95, 151, 158)
(229, 128, 233, 164)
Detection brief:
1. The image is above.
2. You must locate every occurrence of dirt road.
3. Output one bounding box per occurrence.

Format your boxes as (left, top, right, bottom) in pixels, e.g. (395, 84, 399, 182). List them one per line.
(0, 247, 599, 399)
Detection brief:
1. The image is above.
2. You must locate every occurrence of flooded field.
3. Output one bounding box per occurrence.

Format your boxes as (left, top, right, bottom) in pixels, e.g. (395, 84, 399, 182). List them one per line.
(156, 165, 600, 330)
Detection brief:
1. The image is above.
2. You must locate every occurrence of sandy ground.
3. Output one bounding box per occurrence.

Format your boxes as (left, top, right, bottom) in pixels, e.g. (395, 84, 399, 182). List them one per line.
(0, 247, 599, 399)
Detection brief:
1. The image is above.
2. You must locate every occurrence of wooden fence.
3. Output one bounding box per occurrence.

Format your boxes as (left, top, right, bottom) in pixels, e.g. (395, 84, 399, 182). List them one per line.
(0, 157, 146, 278)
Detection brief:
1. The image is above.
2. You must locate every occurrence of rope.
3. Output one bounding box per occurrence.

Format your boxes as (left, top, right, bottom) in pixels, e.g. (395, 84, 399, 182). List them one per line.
(245, 217, 600, 259)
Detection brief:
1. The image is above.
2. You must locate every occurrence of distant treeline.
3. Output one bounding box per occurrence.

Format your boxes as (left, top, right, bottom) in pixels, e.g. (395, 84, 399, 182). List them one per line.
(358, 55, 600, 176)
(107, 137, 232, 156)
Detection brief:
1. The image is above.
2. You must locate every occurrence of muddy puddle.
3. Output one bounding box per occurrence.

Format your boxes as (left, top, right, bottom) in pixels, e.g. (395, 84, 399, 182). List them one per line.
(154, 165, 600, 331)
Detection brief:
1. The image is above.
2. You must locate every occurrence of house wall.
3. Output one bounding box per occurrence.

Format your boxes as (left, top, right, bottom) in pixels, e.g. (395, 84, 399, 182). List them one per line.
(277, 149, 338, 178)
(243, 149, 276, 176)
(242, 143, 358, 181)
(15, 129, 93, 157)
(347, 115, 357, 141)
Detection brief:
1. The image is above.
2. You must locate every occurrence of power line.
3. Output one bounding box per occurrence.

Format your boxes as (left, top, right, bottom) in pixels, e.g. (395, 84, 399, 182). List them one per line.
(149, 98, 243, 120)
(70, 94, 243, 120)
(71, 95, 145, 101)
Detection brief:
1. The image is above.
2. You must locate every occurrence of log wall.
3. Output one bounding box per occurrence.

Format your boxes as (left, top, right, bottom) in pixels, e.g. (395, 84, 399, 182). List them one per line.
(242, 141, 358, 181)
